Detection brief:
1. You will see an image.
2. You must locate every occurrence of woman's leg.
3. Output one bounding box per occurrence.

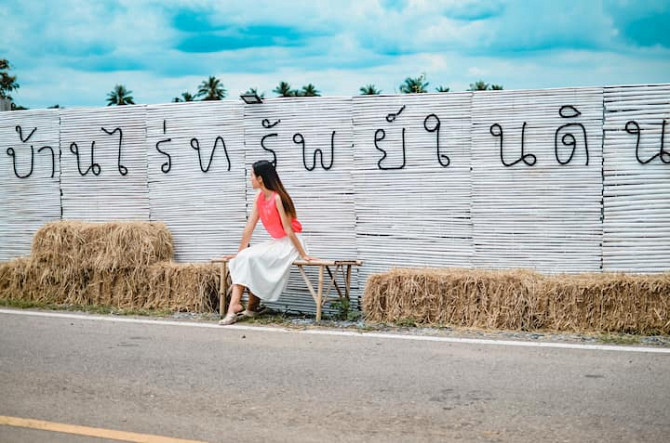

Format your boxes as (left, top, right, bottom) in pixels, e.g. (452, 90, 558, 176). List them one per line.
(227, 284, 245, 315)
(247, 290, 261, 312)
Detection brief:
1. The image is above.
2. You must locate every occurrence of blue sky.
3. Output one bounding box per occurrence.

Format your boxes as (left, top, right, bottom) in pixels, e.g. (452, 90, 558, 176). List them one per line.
(2, 0, 669, 109)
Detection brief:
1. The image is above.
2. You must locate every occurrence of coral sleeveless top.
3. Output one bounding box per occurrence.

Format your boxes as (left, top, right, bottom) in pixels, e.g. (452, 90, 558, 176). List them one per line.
(258, 191, 302, 239)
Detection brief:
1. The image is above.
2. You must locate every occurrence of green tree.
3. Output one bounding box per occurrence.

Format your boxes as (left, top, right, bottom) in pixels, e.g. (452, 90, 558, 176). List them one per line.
(273, 81, 295, 97)
(106, 84, 135, 106)
(197, 76, 226, 100)
(359, 84, 381, 95)
(173, 91, 196, 102)
(301, 84, 320, 97)
(244, 87, 265, 99)
(0, 59, 20, 100)
(400, 74, 428, 93)
(436, 85, 450, 93)
(468, 80, 489, 91)
(468, 80, 503, 91)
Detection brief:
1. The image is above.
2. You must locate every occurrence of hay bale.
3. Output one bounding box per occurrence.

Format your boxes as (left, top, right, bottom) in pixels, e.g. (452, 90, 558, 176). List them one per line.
(0, 258, 30, 301)
(2, 222, 222, 314)
(0, 259, 217, 313)
(0, 258, 77, 303)
(0, 258, 93, 304)
(26, 263, 90, 304)
(147, 262, 219, 312)
(363, 268, 542, 330)
(541, 273, 670, 334)
(363, 267, 670, 334)
(78, 263, 218, 313)
(85, 268, 152, 309)
(31, 220, 174, 272)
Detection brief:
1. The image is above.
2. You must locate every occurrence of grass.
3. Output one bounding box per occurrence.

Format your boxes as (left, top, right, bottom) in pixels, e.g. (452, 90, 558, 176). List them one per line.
(3, 298, 667, 347)
(595, 333, 646, 346)
(0, 298, 173, 317)
(394, 317, 419, 328)
(242, 313, 295, 325)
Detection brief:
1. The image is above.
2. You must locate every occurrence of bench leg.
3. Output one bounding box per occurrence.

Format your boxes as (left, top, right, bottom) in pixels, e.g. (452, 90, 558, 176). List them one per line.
(316, 265, 324, 322)
(220, 262, 228, 317)
(326, 265, 344, 299)
(297, 265, 318, 303)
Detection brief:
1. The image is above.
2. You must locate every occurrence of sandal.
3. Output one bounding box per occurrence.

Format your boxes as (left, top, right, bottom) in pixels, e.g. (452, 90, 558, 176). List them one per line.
(241, 306, 268, 318)
(218, 312, 243, 326)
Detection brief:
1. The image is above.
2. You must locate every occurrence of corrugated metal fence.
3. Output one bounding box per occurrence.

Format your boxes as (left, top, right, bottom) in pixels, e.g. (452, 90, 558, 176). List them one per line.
(1, 84, 669, 314)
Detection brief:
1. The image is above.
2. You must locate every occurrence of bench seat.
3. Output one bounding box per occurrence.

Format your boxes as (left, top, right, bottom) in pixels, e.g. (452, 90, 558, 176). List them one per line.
(211, 257, 362, 321)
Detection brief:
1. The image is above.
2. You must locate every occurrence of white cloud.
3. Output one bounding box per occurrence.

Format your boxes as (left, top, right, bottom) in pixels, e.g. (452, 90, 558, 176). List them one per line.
(3, 0, 669, 109)
(467, 66, 486, 77)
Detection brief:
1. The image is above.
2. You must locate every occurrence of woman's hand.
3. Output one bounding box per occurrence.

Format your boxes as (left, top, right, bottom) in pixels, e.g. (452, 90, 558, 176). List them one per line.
(224, 253, 237, 260)
(301, 255, 319, 262)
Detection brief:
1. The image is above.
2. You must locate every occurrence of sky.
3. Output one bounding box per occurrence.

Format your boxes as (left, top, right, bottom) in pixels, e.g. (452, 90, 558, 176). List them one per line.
(2, 0, 670, 109)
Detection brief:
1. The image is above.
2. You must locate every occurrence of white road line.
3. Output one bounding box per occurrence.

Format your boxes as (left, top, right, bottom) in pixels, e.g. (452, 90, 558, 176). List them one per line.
(2, 308, 669, 354)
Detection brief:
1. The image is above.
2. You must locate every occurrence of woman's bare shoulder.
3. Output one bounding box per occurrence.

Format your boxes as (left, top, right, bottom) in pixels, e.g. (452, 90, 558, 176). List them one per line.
(273, 193, 285, 212)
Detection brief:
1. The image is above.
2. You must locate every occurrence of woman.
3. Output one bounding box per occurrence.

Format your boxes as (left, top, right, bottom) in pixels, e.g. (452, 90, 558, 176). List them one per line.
(219, 160, 316, 325)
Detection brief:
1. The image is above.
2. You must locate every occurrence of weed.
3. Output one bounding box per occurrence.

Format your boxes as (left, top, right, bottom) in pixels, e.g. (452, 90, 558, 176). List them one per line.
(395, 317, 419, 328)
(357, 322, 383, 332)
(597, 333, 643, 345)
(329, 298, 354, 321)
(244, 313, 289, 325)
(0, 298, 172, 317)
(346, 310, 362, 322)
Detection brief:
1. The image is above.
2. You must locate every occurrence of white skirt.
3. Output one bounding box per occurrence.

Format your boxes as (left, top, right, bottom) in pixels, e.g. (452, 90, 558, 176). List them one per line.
(228, 234, 307, 302)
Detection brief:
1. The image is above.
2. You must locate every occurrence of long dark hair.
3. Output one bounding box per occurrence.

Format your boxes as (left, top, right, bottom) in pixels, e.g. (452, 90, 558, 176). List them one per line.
(253, 160, 297, 219)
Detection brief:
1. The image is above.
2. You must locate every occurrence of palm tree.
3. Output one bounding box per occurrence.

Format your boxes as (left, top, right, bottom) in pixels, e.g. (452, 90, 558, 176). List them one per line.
(106, 84, 135, 106)
(468, 80, 503, 91)
(0, 59, 19, 100)
(273, 81, 294, 97)
(399, 74, 428, 93)
(468, 80, 489, 91)
(359, 84, 381, 95)
(436, 85, 450, 93)
(197, 76, 226, 100)
(173, 91, 196, 102)
(301, 84, 320, 97)
(244, 87, 265, 99)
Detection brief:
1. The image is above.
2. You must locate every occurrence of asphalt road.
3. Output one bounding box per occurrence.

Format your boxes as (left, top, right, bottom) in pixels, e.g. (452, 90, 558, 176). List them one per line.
(1, 309, 669, 442)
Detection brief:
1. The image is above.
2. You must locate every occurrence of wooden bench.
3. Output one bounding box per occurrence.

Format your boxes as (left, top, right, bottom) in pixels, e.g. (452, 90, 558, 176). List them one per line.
(211, 257, 363, 321)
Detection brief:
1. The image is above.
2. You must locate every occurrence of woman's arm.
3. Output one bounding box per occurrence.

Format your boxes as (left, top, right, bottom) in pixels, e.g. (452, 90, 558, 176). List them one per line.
(274, 194, 316, 261)
(225, 194, 259, 259)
